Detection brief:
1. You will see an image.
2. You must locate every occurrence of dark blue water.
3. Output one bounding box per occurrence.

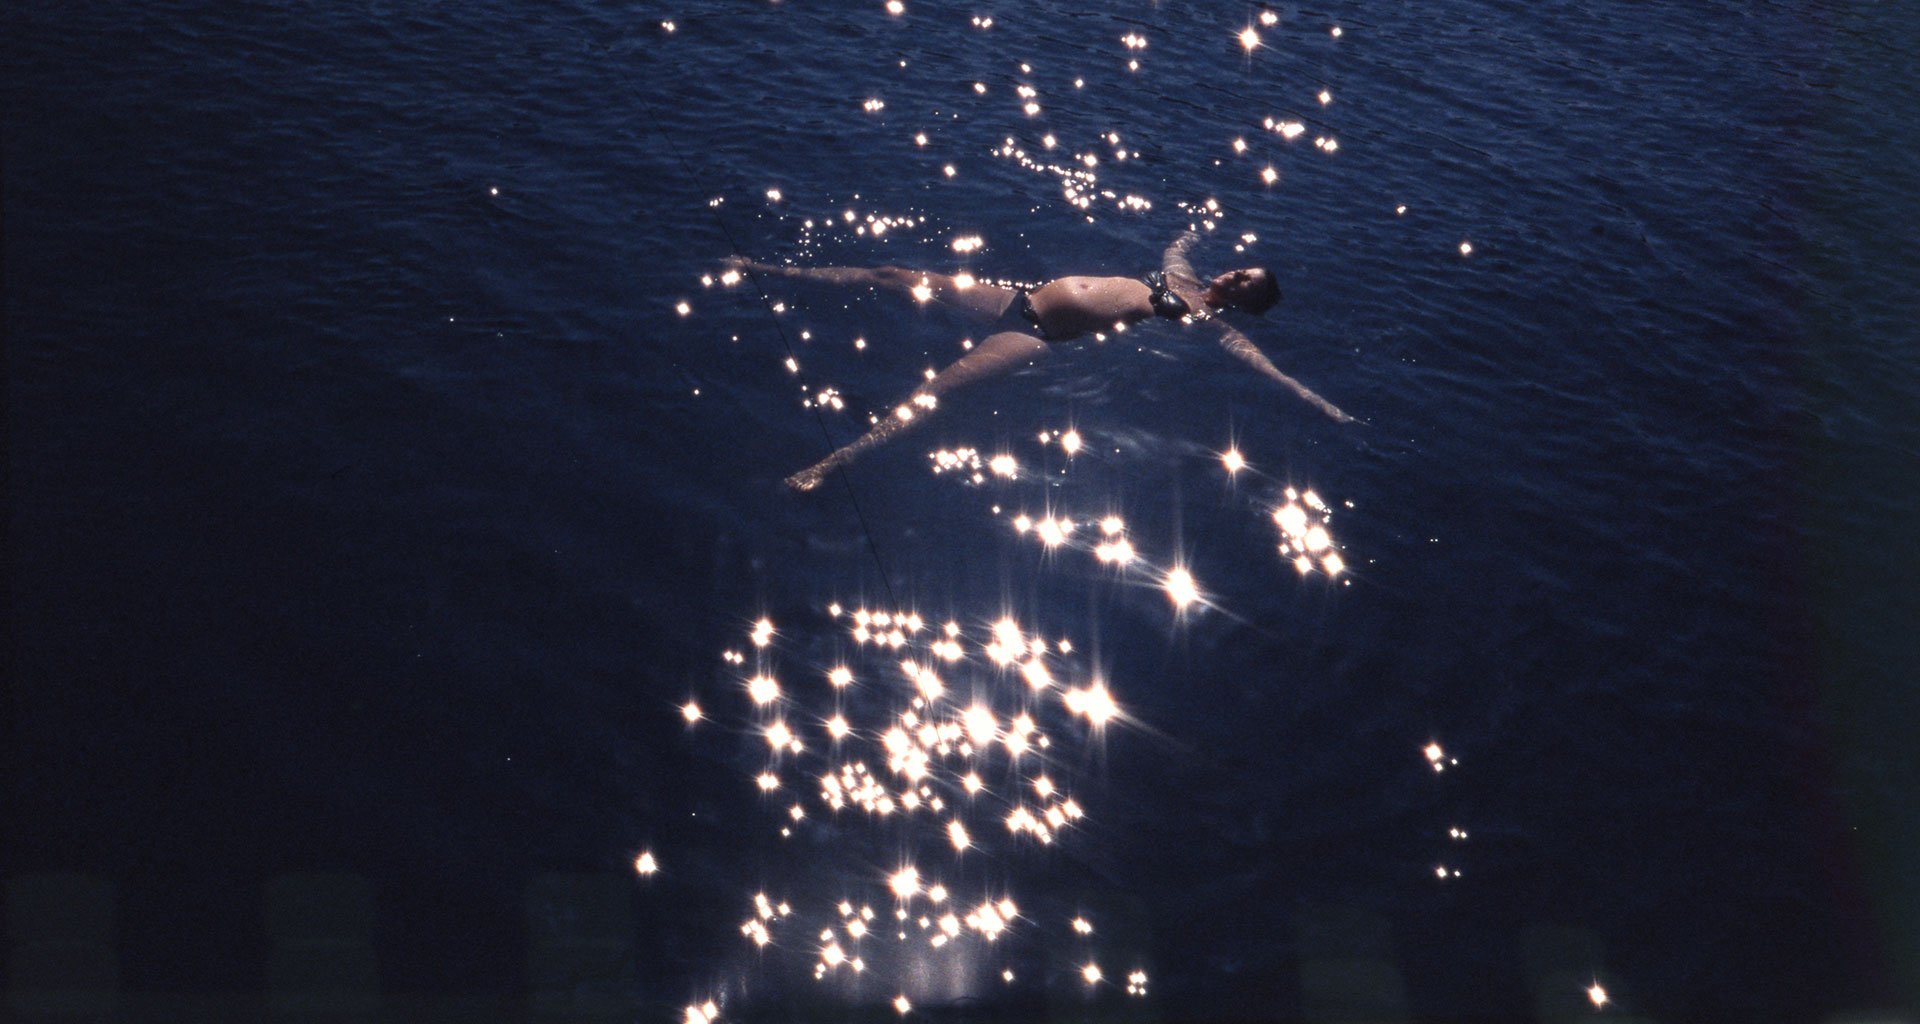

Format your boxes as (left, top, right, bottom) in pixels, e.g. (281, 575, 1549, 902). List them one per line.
(7, 1, 1919, 1020)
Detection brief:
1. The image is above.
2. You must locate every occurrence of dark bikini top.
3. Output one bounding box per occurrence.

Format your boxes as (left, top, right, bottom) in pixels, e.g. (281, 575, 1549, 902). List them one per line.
(1142, 270, 1193, 320)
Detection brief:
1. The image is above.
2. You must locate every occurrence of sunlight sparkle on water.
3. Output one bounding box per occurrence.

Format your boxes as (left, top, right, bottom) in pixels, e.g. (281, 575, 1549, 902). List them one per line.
(682, 701, 703, 724)
(1165, 568, 1201, 610)
(635, 851, 658, 875)
(683, 605, 1164, 1012)
(1095, 538, 1135, 565)
(1222, 448, 1246, 474)
(1588, 982, 1609, 1008)
(1239, 27, 1260, 51)
(889, 866, 921, 899)
(1273, 494, 1347, 575)
(1063, 683, 1117, 726)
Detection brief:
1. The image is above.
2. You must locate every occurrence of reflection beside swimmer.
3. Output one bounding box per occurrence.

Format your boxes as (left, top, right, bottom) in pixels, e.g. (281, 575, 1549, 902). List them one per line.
(731, 231, 1353, 492)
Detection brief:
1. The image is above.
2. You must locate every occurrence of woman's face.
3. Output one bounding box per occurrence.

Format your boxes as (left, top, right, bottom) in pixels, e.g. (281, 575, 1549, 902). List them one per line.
(1207, 268, 1270, 308)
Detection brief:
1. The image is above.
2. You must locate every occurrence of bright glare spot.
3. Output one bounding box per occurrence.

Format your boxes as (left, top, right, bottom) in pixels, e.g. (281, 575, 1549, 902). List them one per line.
(1095, 538, 1135, 565)
(1100, 516, 1124, 536)
(1222, 449, 1246, 473)
(893, 994, 911, 1015)
(1064, 683, 1118, 725)
(1459, 240, 1474, 256)
(1587, 982, 1609, 1009)
(948, 819, 971, 851)
(885, 0, 904, 14)
(676, 301, 692, 316)
(1239, 27, 1260, 50)
(827, 715, 850, 739)
(1082, 962, 1103, 985)
(963, 705, 997, 745)
(1061, 430, 1082, 454)
(942, 164, 957, 177)
(911, 280, 933, 302)
(1261, 166, 1278, 184)
(765, 721, 794, 749)
(1233, 137, 1247, 153)
(1072, 916, 1092, 934)
(1260, 10, 1279, 25)
(829, 666, 853, 688)
(751, 619, 774, 646)
(989, 454, 1018, 478)
(1165, 568, 1200, 609)
(635, 851, 658, 875)
(747, 675, 780, 705)
(889, 866, 921, 899)
(1318, 89, 1333, 106)
(1331, 25, 1343, 37)
(756, 772, 779, 791)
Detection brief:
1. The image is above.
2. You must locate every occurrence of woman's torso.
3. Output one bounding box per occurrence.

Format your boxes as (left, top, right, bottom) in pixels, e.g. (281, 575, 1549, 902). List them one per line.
(1026, 275, 1158, 341)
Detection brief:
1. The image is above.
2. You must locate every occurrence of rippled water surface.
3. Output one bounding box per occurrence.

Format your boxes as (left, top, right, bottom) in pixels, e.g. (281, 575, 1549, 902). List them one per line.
(7, 1, 1919, 1021)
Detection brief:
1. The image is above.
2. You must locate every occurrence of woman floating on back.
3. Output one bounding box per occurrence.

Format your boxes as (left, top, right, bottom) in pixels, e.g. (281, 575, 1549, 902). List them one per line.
(728, 231, 1353, 492)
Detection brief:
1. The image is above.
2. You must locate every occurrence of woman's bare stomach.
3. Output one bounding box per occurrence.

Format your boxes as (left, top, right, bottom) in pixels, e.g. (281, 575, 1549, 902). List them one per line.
(1027, 276, 1155, 340)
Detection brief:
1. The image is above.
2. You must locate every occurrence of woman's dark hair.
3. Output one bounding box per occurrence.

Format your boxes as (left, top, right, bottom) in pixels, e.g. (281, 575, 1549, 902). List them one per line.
(1242, 270, 1282, 315)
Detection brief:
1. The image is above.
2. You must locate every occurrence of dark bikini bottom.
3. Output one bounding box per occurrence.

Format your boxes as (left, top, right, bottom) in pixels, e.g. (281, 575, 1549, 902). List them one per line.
(1007, 288, 1060, 342)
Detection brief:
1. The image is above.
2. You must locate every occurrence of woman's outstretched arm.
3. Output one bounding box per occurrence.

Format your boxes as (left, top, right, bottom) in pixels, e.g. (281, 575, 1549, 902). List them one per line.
(787, 330, 1051, 491)
(1161, 230, 1204, 289)
(1214, 324, 1355, 423)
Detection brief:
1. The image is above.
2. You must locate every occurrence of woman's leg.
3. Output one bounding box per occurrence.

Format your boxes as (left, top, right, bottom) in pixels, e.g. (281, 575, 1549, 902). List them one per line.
(787, 330, 1051, 491)
(732, 257, 1016, 322)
